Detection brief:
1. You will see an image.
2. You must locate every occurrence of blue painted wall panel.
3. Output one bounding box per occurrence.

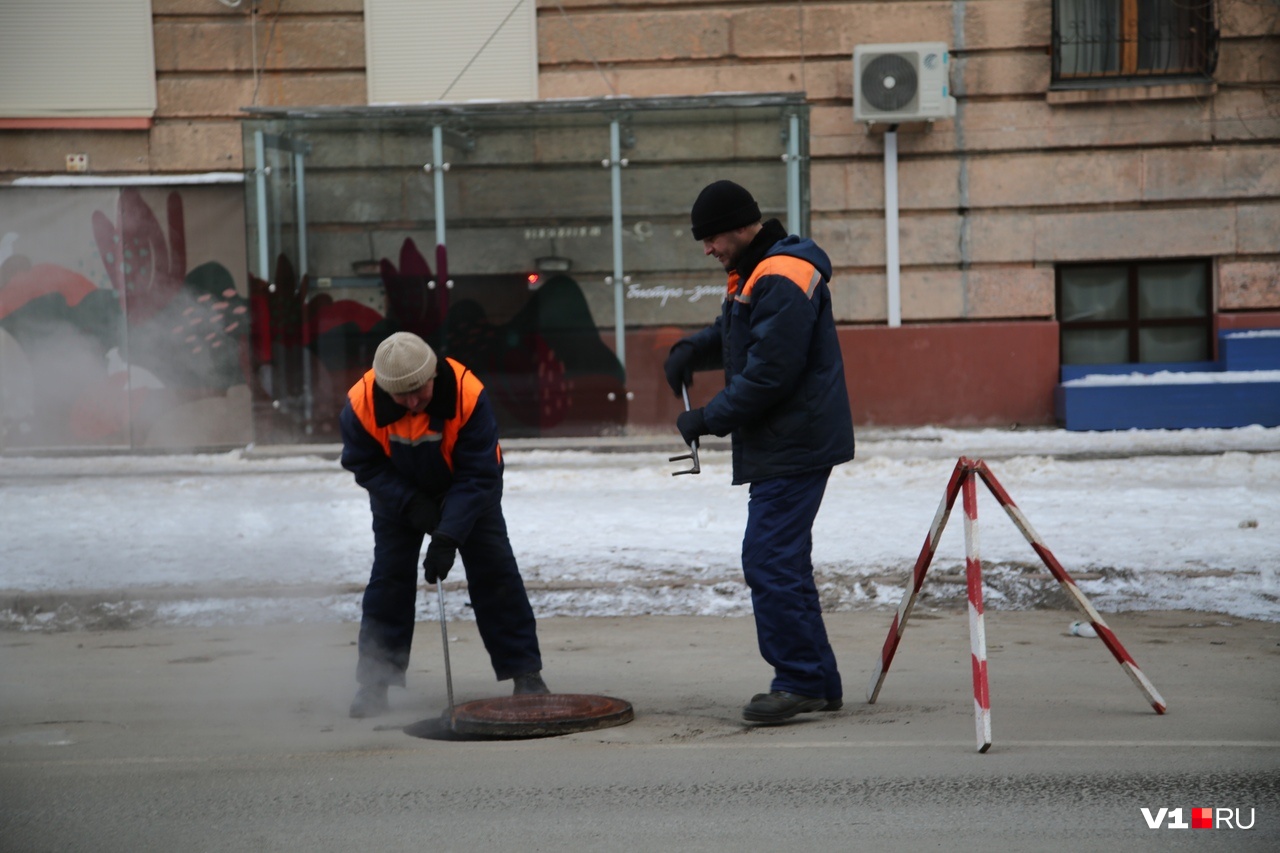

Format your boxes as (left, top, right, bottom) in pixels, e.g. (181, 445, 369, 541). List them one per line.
(1220, 331, 1280, 371)
(1058, 381, 1280, 431)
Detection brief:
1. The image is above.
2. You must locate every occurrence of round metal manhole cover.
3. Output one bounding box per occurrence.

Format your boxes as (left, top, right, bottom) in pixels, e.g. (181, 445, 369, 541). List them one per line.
(404, 694, 634, 741)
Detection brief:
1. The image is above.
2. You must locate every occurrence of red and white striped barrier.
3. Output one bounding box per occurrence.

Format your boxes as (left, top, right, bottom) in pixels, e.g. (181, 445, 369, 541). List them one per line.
(962, 471, 993, 753)
(866, 458, 967, 704)
(866, 457, 1167, 753)
(969, 459, 1167, 715)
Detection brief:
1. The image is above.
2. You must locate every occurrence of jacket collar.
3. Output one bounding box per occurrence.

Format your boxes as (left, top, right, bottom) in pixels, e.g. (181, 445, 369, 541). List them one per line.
(371, 358, 458, 428)
(733, 218, 788, 281)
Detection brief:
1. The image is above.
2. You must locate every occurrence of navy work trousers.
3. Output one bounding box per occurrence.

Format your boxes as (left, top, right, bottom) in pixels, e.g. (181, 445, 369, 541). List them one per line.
(356, 504, 542, 687)
(742, 467, 841, 702)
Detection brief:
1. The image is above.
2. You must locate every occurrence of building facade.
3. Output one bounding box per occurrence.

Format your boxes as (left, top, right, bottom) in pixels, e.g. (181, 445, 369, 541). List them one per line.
(1, 1, 1277, 450)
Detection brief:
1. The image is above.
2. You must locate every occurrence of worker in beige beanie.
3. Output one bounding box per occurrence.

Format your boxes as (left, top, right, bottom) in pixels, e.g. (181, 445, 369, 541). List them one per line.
(340, 332, 548, 718)
(372, 332, 438, 401)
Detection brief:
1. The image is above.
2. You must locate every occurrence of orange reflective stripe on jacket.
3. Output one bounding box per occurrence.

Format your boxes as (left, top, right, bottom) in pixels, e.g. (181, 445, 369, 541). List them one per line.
(730, 255, 822, 304)
(346, 357, 492, 472)
(440, 362, 493, 472)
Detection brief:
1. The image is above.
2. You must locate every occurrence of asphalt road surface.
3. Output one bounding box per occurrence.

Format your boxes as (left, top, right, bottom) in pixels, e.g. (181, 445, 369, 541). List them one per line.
(3, 611, 1277, 851)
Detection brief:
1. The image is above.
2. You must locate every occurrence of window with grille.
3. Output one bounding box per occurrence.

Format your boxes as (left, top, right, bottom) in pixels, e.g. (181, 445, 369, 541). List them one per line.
(1052, 0, 1217, 81)
(1057, 260, 1213, 365)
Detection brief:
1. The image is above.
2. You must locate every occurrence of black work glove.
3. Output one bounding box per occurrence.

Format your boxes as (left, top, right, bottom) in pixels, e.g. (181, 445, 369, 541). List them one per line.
(405, 494, 441, 534)
(423, 533, 459, 584)
(676, 407, 707, 447)
(663, 341, 695, 397)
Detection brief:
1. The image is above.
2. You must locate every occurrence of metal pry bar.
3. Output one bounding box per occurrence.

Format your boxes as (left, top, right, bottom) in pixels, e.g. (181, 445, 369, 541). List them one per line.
(669, 383, 701, 476)
(437, 582, 456, 728)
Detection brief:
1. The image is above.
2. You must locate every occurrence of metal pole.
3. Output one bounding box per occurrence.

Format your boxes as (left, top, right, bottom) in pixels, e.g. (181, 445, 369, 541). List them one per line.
(786, 112, 802, 236)
(971, 459, 1168, 714)
(609, 120, 626, 371)
(962, 471, 993, 753)
(867, 457, 967, 704)
(437, 583, 455, 726)
(294, 149, 312, 432)
(433, 125, 447, 248)
(293, 151, 308, 278)
(253, 130, 270, 281)
(884, 128, 901, 328)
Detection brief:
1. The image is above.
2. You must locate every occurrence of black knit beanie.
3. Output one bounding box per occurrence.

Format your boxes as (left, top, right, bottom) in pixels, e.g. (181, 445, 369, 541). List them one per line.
(690, 180, 761, 240)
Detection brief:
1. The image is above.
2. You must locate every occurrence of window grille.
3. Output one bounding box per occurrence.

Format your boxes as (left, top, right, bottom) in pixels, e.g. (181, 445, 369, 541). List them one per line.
(1052, 0, 1217, 81)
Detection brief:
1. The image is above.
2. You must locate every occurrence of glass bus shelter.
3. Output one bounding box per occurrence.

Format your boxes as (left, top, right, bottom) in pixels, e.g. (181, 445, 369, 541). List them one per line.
(242, 93, 809, 441)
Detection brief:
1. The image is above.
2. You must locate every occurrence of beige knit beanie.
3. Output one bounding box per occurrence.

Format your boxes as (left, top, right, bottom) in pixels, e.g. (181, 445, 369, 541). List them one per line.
(373, 332, 438, 394)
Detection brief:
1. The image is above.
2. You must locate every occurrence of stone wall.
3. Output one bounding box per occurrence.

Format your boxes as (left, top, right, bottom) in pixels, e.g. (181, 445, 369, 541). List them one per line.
(535, 0, 1280, 324)
(2, 0, 1274, 323)
(0, 1, 365, 176)
(2, 0, 1277, 430)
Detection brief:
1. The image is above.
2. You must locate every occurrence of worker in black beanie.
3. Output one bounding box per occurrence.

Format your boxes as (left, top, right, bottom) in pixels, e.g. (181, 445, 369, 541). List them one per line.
(665, 180, 855, 724)
(689, 179, 762, 240)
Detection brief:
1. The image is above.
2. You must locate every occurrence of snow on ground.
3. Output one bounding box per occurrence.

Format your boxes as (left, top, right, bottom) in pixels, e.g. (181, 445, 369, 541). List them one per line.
(1, 425, 1277, 631)
(1060, 370, 1280, 386)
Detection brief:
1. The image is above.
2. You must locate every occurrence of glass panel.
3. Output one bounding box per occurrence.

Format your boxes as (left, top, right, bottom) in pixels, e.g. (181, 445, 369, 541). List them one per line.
(245, 127, 315, 443)
(1057, 0, 1120, 77)
(1138, 0, 1211, 74)
(621, 106, 791, 328)
(1138, 262, 1208, 318)
(1060, 266, 1128, 322)
(242, 96, 803, 441)
(1, 185, 251, 452)
(438, 111, 625, 437)
(1139, 326, 1209, 363)
(0, 187, 129, 451)
(122, 186, 253, 450)
(1062, 327, 1129, 364)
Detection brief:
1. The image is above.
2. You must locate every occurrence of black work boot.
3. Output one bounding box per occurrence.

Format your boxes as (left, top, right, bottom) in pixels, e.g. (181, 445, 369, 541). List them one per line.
(742, 691, 826, 723)
(512, 671, 550, 695)
(349, 684, 389, 718)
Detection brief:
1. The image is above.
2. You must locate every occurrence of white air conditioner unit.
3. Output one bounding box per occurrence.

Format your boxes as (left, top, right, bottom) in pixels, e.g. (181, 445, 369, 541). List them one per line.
(853, 42, 956, 124)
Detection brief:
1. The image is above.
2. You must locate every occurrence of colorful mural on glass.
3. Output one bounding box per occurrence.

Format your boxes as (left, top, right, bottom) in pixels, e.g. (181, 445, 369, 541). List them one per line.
(0, 189, 249, 449)
(2, 190, 626, 449)
(250, 237, 628, 440)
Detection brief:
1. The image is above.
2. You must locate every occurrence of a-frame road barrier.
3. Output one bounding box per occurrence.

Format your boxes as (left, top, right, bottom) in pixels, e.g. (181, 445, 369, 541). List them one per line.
(866, 457, 1168, 753)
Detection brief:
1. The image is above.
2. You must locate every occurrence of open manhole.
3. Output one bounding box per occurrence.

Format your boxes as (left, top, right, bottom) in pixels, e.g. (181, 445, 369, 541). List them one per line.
(404, 693, 634, 741)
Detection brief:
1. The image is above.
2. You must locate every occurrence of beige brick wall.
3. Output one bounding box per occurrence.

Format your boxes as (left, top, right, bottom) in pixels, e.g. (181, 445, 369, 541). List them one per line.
(0, 0, 367, 176)
(3, 0, 1276, 325)
(536, 0, 1279, 322)
(148, 2, 367, 169)
(1221, 261, 1280, 309)
(0, 131, 151, 174)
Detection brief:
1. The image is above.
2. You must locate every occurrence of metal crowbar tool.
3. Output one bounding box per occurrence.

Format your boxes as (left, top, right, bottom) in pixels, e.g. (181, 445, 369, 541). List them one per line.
(669, 383, 701, 476)
(436, 581, 456, 729)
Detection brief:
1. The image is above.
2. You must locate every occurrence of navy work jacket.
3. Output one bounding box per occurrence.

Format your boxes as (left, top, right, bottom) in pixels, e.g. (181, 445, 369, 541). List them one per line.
(339, 357, 503, 545)
(681, 222, 855, 484)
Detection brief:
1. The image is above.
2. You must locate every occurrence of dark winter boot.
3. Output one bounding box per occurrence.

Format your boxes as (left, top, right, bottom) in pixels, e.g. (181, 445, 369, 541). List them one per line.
(349, 684, 389, 718)
(742, 691, 826, 723)
(513, 671, 550, 695)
